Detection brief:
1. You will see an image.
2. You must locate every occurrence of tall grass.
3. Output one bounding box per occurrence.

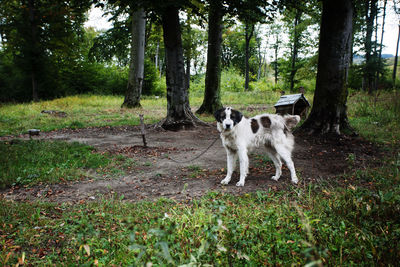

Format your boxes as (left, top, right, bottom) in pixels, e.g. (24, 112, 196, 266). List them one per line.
(347, 91, 400, 144)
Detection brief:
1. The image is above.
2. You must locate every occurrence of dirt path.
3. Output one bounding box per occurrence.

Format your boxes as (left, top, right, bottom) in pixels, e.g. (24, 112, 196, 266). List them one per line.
(1, 124, 383, 203)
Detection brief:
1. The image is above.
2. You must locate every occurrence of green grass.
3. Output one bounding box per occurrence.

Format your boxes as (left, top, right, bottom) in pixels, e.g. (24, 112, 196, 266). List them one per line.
(1, 88, 400, 265)
(0, 89, 314, 136)
(1, 176, 399, 265)
(0, 95, 162, 136)
(0, 140, 127, 188)
(347, 91, 400, 145)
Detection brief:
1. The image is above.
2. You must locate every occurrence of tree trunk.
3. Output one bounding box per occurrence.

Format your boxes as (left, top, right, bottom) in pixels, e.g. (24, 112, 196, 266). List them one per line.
(155, 40, 159, 70)
(184, 22, 191, 91)
(288, 9, 302, 92)
(197, 0, 224, 115)
(274, 32, 279, 85)
(244, 23, 254, 91)
(161, 6, 202, 130)
(376, 0, 387, 91)
(256, 34, 264, 80)
(393, 25, 400, 86)
(122, 8, 146, 108)
(363, 0, 378, 94)
(300, 0, 353, 135)
(28, 0, 39, 102)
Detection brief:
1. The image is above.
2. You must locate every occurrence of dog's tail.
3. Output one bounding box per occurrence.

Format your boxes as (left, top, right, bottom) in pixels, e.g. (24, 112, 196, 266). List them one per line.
(283, 115, 300, 130)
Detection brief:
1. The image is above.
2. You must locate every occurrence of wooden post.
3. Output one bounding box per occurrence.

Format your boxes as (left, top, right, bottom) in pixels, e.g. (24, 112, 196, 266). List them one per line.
(139, 114, 147, 147)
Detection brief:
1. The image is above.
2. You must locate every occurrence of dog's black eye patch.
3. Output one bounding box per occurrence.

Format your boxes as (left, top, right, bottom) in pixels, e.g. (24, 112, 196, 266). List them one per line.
(214, 108, 226, 123)
(231, 110, 243, 125)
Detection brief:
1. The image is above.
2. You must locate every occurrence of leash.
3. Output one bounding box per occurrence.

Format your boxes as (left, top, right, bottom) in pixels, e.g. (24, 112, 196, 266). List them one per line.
(167, 135, 220, 163)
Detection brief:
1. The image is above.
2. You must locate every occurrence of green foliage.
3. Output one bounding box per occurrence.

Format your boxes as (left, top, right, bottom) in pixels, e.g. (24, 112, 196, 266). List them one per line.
(222, 26, 258, 76)
(0, 0, 92, 101)
(1, 176, 400, 265)
(0, 140, 115, 188)
(348, 64, 364, 90)
(142, 59, 165, 96)
(221, 68, 246, 92)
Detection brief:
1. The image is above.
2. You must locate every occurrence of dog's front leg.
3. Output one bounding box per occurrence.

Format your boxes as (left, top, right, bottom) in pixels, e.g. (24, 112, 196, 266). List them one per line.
(221, 149, 237, 185)
(236, 148, 249, 187)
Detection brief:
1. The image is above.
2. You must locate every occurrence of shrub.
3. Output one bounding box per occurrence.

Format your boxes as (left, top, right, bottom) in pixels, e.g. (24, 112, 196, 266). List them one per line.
(221, 68, 245, 92)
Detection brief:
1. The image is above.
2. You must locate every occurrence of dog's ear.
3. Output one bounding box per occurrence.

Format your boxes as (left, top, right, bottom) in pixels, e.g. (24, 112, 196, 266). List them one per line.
(231, 109, 243, 125)
(284, 115, 300, 130)
(214, 108, 225, 123)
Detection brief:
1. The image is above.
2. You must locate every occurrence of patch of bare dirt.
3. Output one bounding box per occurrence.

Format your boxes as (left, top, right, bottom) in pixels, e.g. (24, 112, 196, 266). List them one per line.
(1, 124, 384, 203)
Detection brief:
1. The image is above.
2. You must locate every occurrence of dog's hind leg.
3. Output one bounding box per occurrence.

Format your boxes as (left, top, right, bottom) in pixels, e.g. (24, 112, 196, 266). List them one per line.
(265, 148, 282, 181)
(236, 148, 249, 187)
(275, 146, 298, 184)
(221, 150, 238, 185)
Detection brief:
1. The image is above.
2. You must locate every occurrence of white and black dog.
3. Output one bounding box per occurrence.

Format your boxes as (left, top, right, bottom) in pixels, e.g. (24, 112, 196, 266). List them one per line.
(214, 107, 300, 186)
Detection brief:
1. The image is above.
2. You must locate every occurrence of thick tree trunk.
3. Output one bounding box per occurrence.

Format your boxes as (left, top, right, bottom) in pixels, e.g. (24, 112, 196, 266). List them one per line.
(197, 0, 223, 115)
(244, 23, 254, 91)
(28, 0, 39, 102)
(300, 0, 353, 135)
(185, 55, 191, 90)
(184, 22, 191, 91)
(122, 8, 146, 108)
(161, 6, 202, 131)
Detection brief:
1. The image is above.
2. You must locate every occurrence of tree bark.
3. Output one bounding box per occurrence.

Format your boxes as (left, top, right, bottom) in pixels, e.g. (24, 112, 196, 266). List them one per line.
(244, 23, 254, 91)
(197, 0, 224, 115)
(28, 0, 39, 102)
(300, 0, 354, 135)
(122, 8, 146, 108)
(161, 5, 202, 130)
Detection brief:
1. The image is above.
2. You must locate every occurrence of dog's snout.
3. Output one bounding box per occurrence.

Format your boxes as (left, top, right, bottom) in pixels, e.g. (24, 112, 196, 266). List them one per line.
(225, 124, 231, 129)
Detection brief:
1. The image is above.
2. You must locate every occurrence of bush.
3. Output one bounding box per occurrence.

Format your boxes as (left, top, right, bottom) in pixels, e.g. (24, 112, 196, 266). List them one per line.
(221, 68, 246, 92)
(143, 59, 165, 96)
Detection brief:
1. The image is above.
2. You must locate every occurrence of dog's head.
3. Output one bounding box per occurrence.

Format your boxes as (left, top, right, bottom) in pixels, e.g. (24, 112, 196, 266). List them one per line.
(214, 107, 243, 131)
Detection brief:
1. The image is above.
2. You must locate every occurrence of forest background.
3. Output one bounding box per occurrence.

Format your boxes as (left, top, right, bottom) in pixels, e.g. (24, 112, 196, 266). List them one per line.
(1, 0, 399, 103)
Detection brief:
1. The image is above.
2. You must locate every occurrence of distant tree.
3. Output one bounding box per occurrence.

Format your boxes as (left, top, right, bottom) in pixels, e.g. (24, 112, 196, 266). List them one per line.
(182, 11, 206, 90)
(375, 0, 387, 91)
(234, 0, 277, 91)
(0, 0, 91, 101)
(393, 1, 400, 86)
(300, 0, 353, 135)
(363, 0, 378, 94)
(122, 8, 146, 108)
(280, 0, 320, 92)
(268, 22, 284, 84)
